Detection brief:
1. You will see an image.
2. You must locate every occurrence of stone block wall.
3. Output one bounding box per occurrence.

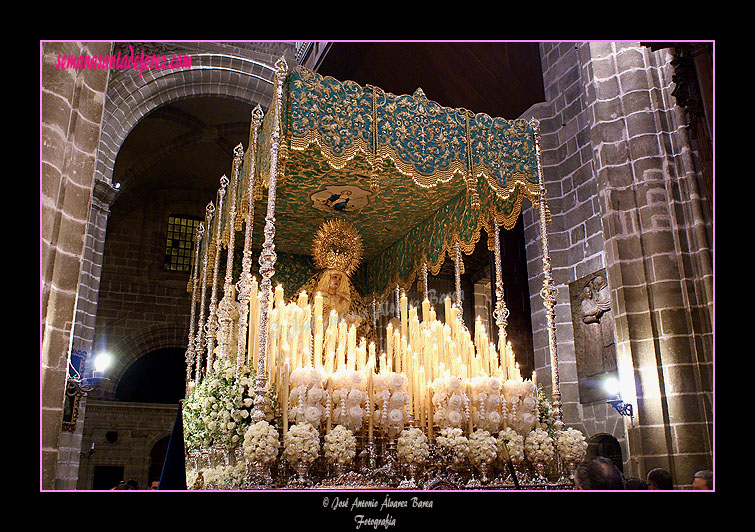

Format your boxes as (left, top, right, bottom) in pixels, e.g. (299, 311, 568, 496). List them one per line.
(41, 41, 111, 490)
(521, 42, 713, 487)
(77, 400, 178, 490)
(520, 42, 624, 454)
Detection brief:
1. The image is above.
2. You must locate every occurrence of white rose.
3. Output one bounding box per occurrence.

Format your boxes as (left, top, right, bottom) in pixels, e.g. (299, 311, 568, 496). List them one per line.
(447, 410, 462, 426)
(347, 389, 363, 405)
(305, 406, 321, 424)
(388, 408, 404, 423)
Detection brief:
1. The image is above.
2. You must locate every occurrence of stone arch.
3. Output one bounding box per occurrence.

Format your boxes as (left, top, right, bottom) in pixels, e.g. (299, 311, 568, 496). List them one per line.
(93, 46, 285, 190)
(105, 324, 188, 396)
(586, 432, 624, 473)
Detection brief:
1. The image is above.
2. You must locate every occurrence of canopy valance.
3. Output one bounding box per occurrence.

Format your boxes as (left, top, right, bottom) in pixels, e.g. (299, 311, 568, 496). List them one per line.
(204, 64, 548, 299)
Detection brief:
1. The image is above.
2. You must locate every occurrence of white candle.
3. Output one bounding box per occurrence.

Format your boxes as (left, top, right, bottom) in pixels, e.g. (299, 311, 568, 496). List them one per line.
(400, 292, 408, 340)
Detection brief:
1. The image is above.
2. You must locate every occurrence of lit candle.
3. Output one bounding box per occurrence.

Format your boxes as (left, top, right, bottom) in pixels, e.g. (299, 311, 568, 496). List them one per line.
(314, 291, 323, 318)
(298, 290, 308, 308)
(418, 365, 425, 426)
(466, 382, 474, 435)
(422, 298, 430, 324)
(368, 364, 374, 440)
(427, 382, 434, 441)
(532, 370, 537, 388)
(326, 376, 333, 433)
(400, 291, 408, 339)
(444, 297, 452, 325)
(314, 333, 322, 369)
(282, 357, 290, 433)
(347, 324, 357, 369)
(274, 284, 284, 309)
(386, 322, 394, 363)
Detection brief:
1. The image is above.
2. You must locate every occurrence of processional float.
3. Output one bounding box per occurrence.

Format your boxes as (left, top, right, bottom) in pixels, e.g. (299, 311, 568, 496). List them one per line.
(181, 57, 586, 490)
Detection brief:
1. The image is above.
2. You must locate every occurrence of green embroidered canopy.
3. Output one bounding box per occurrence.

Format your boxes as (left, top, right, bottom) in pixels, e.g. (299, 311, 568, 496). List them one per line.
(207, 65, 546, 299)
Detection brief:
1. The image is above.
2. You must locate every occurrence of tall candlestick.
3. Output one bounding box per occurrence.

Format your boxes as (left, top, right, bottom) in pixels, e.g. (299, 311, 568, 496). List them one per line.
(368, 364, 374, 441)
(422, 298, 430, 324)
(466, 382, 474, 435)
(400, 291, 408, 339)
(274, 284, 284, 309)
(444, 296, 452, 325)
(326, 376, 333, 433)
(427, 382, 434, 441)
(298, 291, 308, 308)
(282, 358, 290, 433)
(314, 291, 323, 318)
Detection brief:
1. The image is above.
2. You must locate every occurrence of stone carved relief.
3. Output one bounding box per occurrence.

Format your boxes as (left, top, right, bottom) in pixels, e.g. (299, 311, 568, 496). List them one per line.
(569, 270, 618, 404)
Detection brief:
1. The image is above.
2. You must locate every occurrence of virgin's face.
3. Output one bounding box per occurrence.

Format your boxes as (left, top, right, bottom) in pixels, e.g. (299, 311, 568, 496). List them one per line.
(328, 272, 342, 293)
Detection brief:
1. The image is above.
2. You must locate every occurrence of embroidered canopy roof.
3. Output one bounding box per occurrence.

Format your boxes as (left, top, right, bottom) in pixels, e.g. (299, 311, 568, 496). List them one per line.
(205, 65, 546, 299)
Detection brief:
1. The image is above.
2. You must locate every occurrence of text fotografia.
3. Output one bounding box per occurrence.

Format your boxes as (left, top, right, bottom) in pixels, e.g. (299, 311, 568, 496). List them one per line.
(55, 45, 191, 79)
(324, 494, 434, 529)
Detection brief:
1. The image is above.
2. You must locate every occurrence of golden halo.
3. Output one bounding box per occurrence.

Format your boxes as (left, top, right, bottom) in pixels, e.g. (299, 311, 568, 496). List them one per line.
(312, 219, 363, 277)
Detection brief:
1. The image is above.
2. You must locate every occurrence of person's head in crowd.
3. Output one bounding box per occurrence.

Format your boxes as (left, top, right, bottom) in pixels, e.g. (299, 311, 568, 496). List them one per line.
(574, 457, 625, 490)
(647, 468, 674, 490)
(624, 477, 648, 490)
(692, 469, 713, 490)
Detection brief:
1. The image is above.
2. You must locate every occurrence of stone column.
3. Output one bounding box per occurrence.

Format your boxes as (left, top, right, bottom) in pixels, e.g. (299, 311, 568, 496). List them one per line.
(582, 42, 713, 486)
(55, 178, 119, 489)
(41, 41, 112, 490)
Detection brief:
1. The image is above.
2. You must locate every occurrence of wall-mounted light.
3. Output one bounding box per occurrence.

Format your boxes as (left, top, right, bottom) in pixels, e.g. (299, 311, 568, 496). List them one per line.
(603, 376, 633, 418)
(67, 349, 112, 397)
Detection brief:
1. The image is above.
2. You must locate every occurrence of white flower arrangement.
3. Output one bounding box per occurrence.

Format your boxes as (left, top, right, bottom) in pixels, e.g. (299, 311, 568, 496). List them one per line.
(469, 376, 505, 434)
(283, 422, 321, 466)
(183, 359, 257, 451)
(288, 367, 329, 430)
(468, 429, 497, 466)
(524, 427, 555, 464)
(430, 375, 470, 431)
(373, 372, 410, 438)
(502, 378, 538, 436)
(242, 420, 280, 466)
(435, 427, 469, 462)
(198, 462, 245, 490)
(329, 369, 368, 433)
(556, 427, 587, 463)
(323, 424, 357, 466)
(396, 427, 429, 466)
(497, 427, 525, 465)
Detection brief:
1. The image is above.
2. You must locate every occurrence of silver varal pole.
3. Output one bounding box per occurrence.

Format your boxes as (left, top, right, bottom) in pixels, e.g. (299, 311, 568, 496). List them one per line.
(205, 175, 229, 376)
(532, 117, 563, 432)
(252, 57, 288, 423)
(236, 105, 264, 377)
(194, 202, 214, 385)
(218, 147, 243, 368)
(185, 221, 204, 396)
(491, 217, 510, 362)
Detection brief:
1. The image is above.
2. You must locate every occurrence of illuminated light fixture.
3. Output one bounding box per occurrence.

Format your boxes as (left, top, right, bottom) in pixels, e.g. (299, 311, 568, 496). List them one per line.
(604, 375, 633, 418)
(67, 349, 112, 397)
